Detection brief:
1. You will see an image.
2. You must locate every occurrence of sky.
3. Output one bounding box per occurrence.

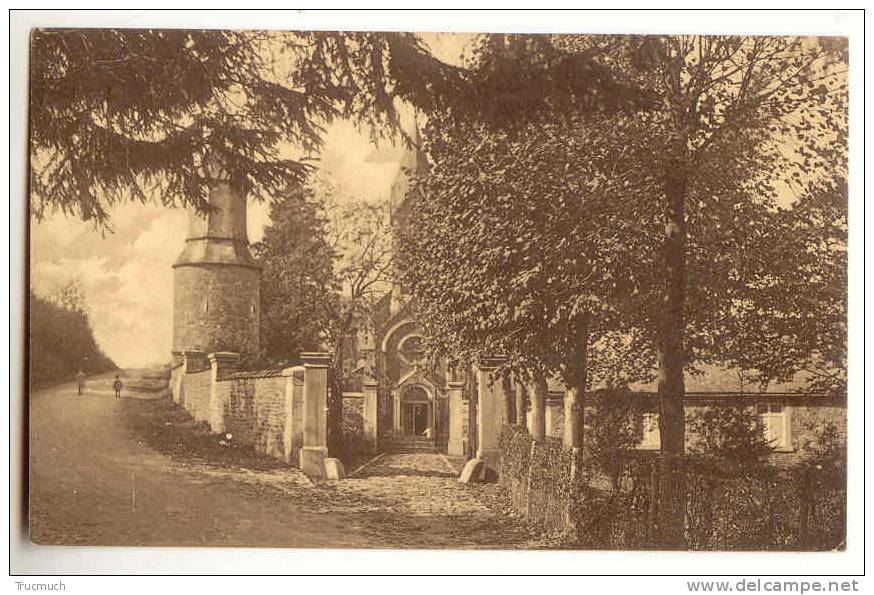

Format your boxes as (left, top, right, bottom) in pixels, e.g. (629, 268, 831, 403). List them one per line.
(29, 32, 472, 368)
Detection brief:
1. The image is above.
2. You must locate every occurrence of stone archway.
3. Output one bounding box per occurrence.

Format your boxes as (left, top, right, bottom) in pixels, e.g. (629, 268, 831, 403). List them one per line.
(392, 380, 437, 439)
(398, 384, 432, 436)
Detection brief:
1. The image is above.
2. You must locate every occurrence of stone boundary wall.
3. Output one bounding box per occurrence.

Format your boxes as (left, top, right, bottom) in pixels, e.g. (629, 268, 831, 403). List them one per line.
(169, 353, 310, 467)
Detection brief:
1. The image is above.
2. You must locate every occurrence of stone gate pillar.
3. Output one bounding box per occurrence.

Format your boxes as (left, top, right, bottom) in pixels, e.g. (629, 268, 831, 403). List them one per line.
(282, 365, 305, 465)
(183, 350, 206, 373)
(563, 386, 583, 450)
(514, 381, 528, 430)
(362, 377, 379, 453)
(476, 356, 508, 478)
(392, 391, 401, 436)
(447, 380, 465, 457)
(545, 393, 565, 438)
(208, 351, 239, 433)
(300, 352, 331, 478)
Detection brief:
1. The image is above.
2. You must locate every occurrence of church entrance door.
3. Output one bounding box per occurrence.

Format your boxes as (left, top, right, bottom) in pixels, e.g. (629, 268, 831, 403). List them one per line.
(402, 402, 430, 435)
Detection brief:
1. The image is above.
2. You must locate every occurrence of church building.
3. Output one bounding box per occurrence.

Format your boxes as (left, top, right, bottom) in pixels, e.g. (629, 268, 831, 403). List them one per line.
(343, 129, 477, 458)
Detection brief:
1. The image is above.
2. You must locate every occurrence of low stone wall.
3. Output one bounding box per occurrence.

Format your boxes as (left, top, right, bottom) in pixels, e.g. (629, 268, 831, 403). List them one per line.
(170, 353, 310, 467)
(252, 373, 294, 462)
(222, 376, 257, 444)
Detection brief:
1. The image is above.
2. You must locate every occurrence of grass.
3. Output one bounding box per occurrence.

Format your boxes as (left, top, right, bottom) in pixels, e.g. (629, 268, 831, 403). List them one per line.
(119, 396, 289, 472)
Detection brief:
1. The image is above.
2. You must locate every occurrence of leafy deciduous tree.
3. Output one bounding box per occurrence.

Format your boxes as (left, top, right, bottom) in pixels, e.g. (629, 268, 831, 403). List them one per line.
(257, 176, 393, 456)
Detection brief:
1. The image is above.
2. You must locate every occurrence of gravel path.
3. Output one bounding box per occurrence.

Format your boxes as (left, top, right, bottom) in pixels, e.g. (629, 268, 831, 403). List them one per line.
(29, 375, 539, 549)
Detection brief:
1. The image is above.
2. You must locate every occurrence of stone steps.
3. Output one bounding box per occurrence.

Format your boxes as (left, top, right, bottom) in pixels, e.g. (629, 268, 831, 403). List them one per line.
(391, 435, 438, 453)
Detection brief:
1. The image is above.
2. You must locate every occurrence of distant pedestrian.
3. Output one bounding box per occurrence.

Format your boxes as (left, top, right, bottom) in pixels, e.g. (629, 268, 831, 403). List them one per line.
(113, 375, 123, 399)
(75, 370, 86, 396)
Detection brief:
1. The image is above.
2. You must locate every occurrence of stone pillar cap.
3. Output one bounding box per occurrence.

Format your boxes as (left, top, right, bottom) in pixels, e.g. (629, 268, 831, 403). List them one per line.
(447, 380, 465, 388)
(281, 364, 305, 376)
(477, 355, 508, 369)
(208, 351, 241, 363)
(300, 352, 332, 367)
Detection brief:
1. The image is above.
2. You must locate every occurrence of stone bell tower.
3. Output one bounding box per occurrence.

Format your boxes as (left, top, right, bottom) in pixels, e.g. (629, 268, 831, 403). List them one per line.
(172, 165, 260, 360)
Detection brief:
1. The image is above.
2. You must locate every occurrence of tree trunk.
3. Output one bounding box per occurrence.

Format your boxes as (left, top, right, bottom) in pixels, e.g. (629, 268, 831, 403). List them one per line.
(327, 359, 344, 458)
(656, 165, 688, 549)
(515, 381, 528, 430)
(797, 469, 813, 548)
(501, 371, 515, 426)
(327, 310, 355, 458)
(529, 370, 548, 442)
(564, 317, 589, 452)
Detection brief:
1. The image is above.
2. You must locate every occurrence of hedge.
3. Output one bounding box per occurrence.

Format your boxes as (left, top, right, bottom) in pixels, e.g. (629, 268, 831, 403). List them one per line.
(498, 425, 846, 550)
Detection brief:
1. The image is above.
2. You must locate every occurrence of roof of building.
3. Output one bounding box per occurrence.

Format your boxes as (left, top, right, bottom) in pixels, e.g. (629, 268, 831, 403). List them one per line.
(544, 363, 836, 398)
(626, 363, 820, 395)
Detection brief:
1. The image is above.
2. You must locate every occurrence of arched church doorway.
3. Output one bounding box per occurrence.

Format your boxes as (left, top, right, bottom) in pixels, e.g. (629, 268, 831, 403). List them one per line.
(399, 384, 432, 437)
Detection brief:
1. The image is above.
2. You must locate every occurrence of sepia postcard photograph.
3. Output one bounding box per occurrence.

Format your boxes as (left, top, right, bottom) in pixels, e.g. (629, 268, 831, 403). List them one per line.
(10, 8, 865, 582)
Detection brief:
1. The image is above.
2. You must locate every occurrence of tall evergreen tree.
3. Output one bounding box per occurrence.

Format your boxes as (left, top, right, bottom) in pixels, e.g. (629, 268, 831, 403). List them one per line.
(29, 29, 461, 226)
(253, 184, 337, 362)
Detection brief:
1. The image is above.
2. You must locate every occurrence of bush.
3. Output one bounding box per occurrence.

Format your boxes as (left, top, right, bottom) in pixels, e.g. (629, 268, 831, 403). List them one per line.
(790, 421, 847, 550)
(528, 437, 574, 534)
(581, 392, 645, 486)
(338, 402, 366, 468)
(499, 426, 573, 536)
(499, 426, 534, 512)
(572, 451, 656, 549)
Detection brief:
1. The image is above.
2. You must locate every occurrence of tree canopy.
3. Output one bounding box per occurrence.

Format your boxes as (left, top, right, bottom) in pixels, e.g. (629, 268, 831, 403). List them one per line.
(396, 33, 847, 545)
(29, 29, 459, 226)
(400, 34, 847, 388)
(30, 30, 638, 229)
(253, 182, 337, 362)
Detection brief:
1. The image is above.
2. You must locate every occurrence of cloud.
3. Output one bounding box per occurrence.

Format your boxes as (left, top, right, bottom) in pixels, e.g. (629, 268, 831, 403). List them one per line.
(31, 204, 188, 368)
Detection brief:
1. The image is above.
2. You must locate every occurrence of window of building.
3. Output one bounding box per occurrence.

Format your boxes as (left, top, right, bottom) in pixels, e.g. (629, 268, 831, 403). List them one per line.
(397, 334, 423, 366)
(638, 412, 660, 450)
(757, 402, 793, 451)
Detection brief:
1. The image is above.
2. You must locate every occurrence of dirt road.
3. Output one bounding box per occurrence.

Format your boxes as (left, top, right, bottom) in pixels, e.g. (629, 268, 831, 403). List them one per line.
(28, 374, 537, 549)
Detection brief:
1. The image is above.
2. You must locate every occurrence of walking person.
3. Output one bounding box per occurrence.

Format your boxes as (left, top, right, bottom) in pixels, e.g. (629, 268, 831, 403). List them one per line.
(113, 374, 123, 399)
(75, 370, 86, 396)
